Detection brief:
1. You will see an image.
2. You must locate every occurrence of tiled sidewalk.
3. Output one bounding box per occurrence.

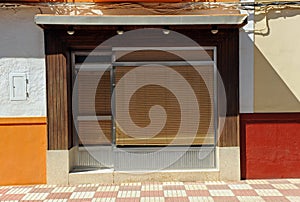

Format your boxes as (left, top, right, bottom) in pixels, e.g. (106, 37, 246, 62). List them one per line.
(0, 179, 300, 202)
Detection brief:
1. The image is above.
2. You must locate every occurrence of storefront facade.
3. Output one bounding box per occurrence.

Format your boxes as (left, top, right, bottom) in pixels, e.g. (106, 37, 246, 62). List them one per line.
(0, 1, 299, 185)
(37, 13, 246, 184)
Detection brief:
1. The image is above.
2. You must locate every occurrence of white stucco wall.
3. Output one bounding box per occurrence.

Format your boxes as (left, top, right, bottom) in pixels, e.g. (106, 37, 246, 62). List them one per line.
(0, 58, 46, 117)
(0, 8, 46, 117)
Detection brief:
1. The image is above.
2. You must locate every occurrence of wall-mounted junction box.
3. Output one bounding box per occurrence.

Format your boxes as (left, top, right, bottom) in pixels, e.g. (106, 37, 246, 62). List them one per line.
(9, 73, 28, 101)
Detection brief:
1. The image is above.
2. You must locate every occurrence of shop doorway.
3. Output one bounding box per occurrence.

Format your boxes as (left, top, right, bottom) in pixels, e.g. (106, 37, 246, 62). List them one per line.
(72, 47, 217, 171)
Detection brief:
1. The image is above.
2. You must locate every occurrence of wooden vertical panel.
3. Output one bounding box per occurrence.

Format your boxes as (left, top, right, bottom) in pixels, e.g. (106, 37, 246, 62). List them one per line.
(216, 29, 240, 147)
(46, 53, 53, 149)
(45, 30, 71, 150)
(65, 50, 73, 149)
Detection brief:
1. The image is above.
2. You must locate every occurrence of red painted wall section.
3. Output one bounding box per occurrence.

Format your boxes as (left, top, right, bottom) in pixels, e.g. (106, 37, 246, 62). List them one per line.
(241, 114, 300, 179)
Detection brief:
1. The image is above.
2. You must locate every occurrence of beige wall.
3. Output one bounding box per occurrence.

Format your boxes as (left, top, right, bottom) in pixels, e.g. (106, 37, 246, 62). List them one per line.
(254, 8, 300, 112)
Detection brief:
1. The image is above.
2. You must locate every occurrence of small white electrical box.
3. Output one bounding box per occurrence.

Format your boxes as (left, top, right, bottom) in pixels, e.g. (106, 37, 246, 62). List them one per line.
(9, 73, 27, 101)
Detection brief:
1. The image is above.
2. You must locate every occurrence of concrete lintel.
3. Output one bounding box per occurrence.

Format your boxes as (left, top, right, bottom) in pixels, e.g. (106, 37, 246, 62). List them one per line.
(35, 14, 247, 26)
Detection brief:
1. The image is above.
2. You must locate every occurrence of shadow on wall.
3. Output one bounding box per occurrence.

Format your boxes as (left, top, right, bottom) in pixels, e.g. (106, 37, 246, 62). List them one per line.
(254, 8, 300, 112)
(254, 43, 300, 112)
(255, 8, 300, 36)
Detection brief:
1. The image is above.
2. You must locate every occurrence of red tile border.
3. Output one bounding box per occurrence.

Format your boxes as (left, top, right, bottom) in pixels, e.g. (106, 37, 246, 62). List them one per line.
(186, 190, 210, 196)
(46, 192, 72, 199)
(116, 198, 140, 202)
(30, 187, 55, 193)
(163, 185, 186, 190)
(280, 189, 300, 196)
(94, 191, 118, 198)
(140, 190, 164, 197)
(0, 193, 26, 200)
(250, 184, 275, 189)
(119, 186, 141, 191)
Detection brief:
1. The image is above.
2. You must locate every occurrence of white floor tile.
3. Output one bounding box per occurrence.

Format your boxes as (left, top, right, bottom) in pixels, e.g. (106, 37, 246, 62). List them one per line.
(237, 196, 265, 202)
(228, 184, 253, 190)
(188, 196, 214, 202)
(272, 184, 299, 189)
(255, 189, 283, 196)
(70, 191, 95, 199)
(209, 189, 234, 196)
(52, 187, 76, 193)
(6, 187, 33, 194)
(21, 193, 49, 200)
(184, 184, 207, 190)
(97, 186, 119, 192)
(117, 191, 140, 198)
(163, 190, 187, 197)
(140, 197, 165, 202)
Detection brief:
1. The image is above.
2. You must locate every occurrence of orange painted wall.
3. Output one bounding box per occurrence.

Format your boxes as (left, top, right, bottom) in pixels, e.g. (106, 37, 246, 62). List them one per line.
(0, 117, 47, 185)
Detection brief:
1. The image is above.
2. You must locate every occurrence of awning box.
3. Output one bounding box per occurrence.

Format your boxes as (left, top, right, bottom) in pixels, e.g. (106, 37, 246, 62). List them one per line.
(35, 14, 247, 26)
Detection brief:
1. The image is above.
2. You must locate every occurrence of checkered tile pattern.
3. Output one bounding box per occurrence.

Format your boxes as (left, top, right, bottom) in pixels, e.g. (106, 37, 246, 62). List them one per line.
(0, 179, 300, 201)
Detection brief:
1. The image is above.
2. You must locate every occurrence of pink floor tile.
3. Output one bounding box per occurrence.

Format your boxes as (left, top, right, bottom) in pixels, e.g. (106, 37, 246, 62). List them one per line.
(163, 185, 186, 190)
(280, 189, 300, 196)
(0, 193, 26, 200)
(165, 197, 189, 202)
(212, 196, 239, 202)
(250, 184, 275, 189)
(185, 190, 210, 196)
(116, 198, 140, 202)
(119, 186, 141, 191)
(140, 191, 164, 197)
(30, 188, 55, 193)
(46, 192, 72, 199)
(232, 189, 259, 196)
(94, 191, 118, 198)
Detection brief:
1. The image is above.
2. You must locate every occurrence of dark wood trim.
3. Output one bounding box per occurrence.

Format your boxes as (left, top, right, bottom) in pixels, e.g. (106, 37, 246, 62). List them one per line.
(220, 29, 240, 147)
(240, 113, 300, 122)
(44, 25, 240, 150)
(240, 114, 247, 180)
(45, 30, 71, 150)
